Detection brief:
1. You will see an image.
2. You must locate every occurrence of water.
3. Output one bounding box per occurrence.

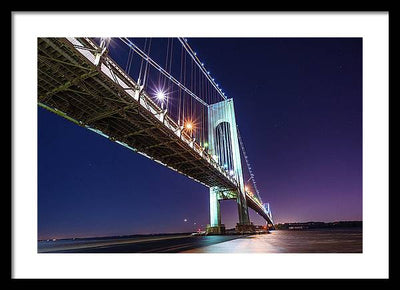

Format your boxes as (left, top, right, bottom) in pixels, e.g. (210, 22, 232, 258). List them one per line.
(38, 234, 191, 253)
(184, 228, 362, 253)
(38, 228, 362, 253)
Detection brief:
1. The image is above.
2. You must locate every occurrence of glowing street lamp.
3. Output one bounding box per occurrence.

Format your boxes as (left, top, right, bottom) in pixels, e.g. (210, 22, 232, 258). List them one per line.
(184, 121, 194, 138)
(153, 88, 168, 110)
(185, 122, 193, 131)
(156, 91, 166, 101)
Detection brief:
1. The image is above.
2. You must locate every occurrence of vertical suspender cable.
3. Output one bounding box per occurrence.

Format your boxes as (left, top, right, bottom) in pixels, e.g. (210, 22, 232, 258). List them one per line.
(168, 38, 173, 113)
(137, 38, 147, 86)
(178, 44, 183, 126)
(142, 38, 152, 88)
(125, 47, 132, 73)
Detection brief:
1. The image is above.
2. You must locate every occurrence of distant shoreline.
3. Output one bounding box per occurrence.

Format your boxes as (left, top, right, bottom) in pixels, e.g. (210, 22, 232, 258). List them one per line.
(38, 232, 193, 243)
(274, 220, 362, 230)
(38, 221, 362, 241)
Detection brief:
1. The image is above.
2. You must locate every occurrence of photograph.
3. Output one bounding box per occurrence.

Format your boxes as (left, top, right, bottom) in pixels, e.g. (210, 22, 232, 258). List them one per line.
(37, 36, 362, 254)
(11, 12, 389, 279)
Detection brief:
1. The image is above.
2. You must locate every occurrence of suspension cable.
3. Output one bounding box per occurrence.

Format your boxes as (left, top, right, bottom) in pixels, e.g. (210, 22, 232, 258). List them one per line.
(119, 37, 208, 108)
(178, 38, 226, 102)
(237, 126, 263, 204)
(118, 37, 265, 208)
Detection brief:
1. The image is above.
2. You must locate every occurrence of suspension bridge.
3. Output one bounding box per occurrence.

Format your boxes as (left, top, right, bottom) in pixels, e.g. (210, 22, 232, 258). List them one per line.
(38, 37, 274, 234)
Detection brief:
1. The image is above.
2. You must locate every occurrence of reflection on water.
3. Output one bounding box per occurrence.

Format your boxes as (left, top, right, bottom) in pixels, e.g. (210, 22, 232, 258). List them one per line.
(38, 228, 362, 253)
(184, 228, 362, 253)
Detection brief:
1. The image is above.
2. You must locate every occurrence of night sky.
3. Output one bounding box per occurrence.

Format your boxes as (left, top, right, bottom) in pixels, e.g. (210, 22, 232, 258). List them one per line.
(38, 38, 362, 240)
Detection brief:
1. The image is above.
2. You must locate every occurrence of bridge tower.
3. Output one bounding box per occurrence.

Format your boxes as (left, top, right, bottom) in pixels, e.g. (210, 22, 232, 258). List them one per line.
(206, 98, 251, 234)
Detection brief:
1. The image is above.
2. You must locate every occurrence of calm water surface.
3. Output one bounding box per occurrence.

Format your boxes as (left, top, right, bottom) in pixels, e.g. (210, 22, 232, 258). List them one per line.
(38, 228, 362, 253)
(264, 228, 362, 253)
(185, 228, 362, 253)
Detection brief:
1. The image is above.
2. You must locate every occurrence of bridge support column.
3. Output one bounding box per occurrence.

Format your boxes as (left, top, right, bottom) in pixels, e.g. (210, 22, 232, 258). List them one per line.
(206, 187, 225, 235)
(237, 191, 250, 226)
(208, 98, 252, 233)
(235, 192, 255, 233)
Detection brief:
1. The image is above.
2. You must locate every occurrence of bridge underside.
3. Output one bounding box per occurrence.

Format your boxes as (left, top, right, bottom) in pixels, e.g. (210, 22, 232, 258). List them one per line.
(38, 37, 273, 226)
(246, 195, 272, 222)
(38, 37, 235, 191)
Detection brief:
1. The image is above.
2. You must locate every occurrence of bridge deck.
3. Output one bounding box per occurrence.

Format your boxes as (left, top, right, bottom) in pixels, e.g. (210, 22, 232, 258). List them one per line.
(37, 37, 272, 224)
(38, 37, 237, 191)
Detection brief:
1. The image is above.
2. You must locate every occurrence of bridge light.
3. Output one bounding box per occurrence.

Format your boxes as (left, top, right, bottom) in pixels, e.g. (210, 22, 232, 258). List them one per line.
(203, 142, 208, 148)
(156, 91, 166, 101)
(155, 88, 167, 102)
(185, 122, 193, 130)
(229, 170, 234, 176)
